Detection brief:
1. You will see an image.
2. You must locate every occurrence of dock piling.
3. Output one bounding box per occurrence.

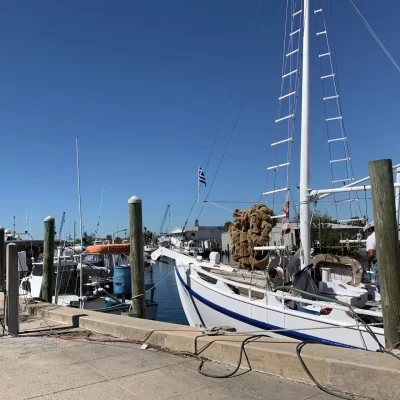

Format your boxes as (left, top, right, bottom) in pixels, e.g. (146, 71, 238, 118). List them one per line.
(0, 227, 5, 291)
(128, 196, 146, 319)
(369, 159, 400, 348)
(42, 216, 55, 303)
(5, 243, 19, 335)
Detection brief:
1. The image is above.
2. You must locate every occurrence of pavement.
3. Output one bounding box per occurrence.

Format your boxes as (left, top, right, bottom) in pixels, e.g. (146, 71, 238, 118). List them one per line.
(0, 292, 393, 399)
(0, 331, 337, 400)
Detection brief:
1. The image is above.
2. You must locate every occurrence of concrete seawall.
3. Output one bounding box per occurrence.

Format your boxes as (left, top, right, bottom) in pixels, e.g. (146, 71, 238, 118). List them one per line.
(22, 300, 400, 400)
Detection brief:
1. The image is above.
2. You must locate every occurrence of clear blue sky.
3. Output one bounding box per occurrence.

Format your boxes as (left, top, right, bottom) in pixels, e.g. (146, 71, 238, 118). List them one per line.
(0, 0, 399, 238)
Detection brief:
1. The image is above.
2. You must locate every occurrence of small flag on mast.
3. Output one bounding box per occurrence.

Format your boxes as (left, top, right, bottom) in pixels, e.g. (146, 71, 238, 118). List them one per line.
(198, 167, 206, 186)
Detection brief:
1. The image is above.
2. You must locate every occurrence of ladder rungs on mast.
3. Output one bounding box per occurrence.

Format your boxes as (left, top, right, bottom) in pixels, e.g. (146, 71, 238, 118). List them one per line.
(292, 10, 302, 17)
(332, 178, 352, 184)
(316, 30, 327, 36)
(267, 162, 290, 171)
(289, 29, 301, 37)
(327, 137, 347, 143)
(263, 187, 288, 196)
(283, 69, 298, 79)
(286, 49, 299, 57)
(321, 73, 335, 79)
(319, 52, 331, 58)
(271, 137, 293, 147)
(323, 95, 339, 101)
(279, 91, 296, 100)
(326, 116, 343, 122)
(330, 158, 351, 164)
(275, 114, 294, 123)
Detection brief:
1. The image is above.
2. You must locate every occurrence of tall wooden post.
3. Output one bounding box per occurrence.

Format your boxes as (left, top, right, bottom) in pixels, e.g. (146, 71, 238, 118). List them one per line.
(0, 227, 5, 291)
(5, 243, 19, 335)
(369, 159, 400, 348)
(128, 196, 146, 318)
(42, 216, 55, 303)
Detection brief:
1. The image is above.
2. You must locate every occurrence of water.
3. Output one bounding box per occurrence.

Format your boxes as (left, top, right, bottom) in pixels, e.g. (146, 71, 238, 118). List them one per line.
(144, 254, 235, 326)
(145, 258, 188, 325)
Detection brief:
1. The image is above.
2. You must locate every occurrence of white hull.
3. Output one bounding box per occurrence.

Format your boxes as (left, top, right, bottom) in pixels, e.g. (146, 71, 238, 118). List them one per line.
(152, 248, 384, 351)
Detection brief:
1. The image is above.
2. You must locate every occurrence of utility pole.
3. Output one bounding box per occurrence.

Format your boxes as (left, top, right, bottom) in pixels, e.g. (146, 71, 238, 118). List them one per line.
(369, 159, 400, 349)
(13, 216, 16, 235)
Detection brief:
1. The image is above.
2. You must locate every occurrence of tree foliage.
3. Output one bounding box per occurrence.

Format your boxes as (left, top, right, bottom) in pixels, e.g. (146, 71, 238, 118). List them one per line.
(310, 210, 354, 247)
(224, 221, 233, 232)
(143, 228, 154, 245)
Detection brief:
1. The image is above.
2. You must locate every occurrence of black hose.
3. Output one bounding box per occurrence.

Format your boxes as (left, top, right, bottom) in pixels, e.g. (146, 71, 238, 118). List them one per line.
(296, 341, 370, 400)
(196, 335, 262, 379)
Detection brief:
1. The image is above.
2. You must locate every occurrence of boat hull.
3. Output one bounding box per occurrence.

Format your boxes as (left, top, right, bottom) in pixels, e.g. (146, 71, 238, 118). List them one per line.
(174, 263, 384, 351)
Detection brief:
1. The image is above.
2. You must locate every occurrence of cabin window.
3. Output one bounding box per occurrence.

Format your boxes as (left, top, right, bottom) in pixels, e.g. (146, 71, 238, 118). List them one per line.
(191, 233, 196, 237)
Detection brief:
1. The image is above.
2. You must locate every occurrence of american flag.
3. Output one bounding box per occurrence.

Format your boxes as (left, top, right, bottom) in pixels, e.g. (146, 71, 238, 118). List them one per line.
(198, 167, 206, 186)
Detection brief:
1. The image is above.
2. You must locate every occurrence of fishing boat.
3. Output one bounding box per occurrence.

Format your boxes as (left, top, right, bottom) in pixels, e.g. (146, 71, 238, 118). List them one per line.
(21, 246, 159, 319)
(151, 0, 396, 350)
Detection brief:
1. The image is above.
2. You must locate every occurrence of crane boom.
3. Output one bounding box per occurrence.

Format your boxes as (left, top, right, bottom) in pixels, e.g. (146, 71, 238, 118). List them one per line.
(159, 204, 170, 235)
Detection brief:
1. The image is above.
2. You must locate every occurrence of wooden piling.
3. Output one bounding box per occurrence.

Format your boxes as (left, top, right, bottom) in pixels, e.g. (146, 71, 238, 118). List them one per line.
(369, 159, 400, 348)
(128, 196, 146, 319)
(0, 227, 5, 291)
(42, 216, 55, 303)
(5, 243, 19, 335)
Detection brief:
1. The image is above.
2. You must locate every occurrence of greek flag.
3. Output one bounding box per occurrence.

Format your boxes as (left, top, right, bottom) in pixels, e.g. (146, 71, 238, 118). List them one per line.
(198, 167, 206, 186)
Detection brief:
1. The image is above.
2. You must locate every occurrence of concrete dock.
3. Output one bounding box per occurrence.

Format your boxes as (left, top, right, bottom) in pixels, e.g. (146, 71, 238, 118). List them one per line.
(0, 294, 399, 399)
(0, 332, 336, 400)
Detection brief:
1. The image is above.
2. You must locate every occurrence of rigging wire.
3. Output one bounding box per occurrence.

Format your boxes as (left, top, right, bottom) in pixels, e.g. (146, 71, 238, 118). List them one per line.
(269, 0, 302, 215)
(348, 0, 400, 73)
(180, 80, 236, 234)
(194, 91, 250, 223)
(251, 0, 264, 30)
(204, 81, 236, 174)
(314, 3, 364, 222)
(94, 184, 105, 238)
(182, 0, 286, 231)
(328, 0, 364, 219)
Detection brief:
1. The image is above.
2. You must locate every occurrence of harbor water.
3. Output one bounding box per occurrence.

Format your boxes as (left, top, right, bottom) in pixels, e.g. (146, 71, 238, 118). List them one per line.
(144, 254, 233, 325)
(145, 258, 188, 325)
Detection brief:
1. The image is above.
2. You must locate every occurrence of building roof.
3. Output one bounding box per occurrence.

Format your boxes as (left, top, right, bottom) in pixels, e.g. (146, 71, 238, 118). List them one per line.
(169, 226, 199, 234)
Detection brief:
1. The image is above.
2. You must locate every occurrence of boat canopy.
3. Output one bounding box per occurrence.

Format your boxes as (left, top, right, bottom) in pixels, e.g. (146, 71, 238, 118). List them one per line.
(86, 244, 130, 254)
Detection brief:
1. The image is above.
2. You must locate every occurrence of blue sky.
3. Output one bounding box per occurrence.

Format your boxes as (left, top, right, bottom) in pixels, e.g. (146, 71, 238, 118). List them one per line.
(0, 0, 399, 238)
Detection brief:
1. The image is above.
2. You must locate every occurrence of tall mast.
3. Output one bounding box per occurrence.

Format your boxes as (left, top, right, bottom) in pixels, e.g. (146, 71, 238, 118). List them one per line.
(299, 0, 311, 269)
(76, 136, 84, 307)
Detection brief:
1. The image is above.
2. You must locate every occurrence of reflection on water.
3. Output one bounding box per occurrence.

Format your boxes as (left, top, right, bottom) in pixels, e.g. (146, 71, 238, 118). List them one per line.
(145, 258, 188, 325)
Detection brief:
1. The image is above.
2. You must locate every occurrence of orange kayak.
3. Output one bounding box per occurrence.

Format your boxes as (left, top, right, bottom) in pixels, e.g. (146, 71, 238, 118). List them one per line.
(86, 244, 130, 254)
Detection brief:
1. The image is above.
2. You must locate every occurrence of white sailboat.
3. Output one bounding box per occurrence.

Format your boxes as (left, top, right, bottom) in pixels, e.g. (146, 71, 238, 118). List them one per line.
(151, 0, 393, 350)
